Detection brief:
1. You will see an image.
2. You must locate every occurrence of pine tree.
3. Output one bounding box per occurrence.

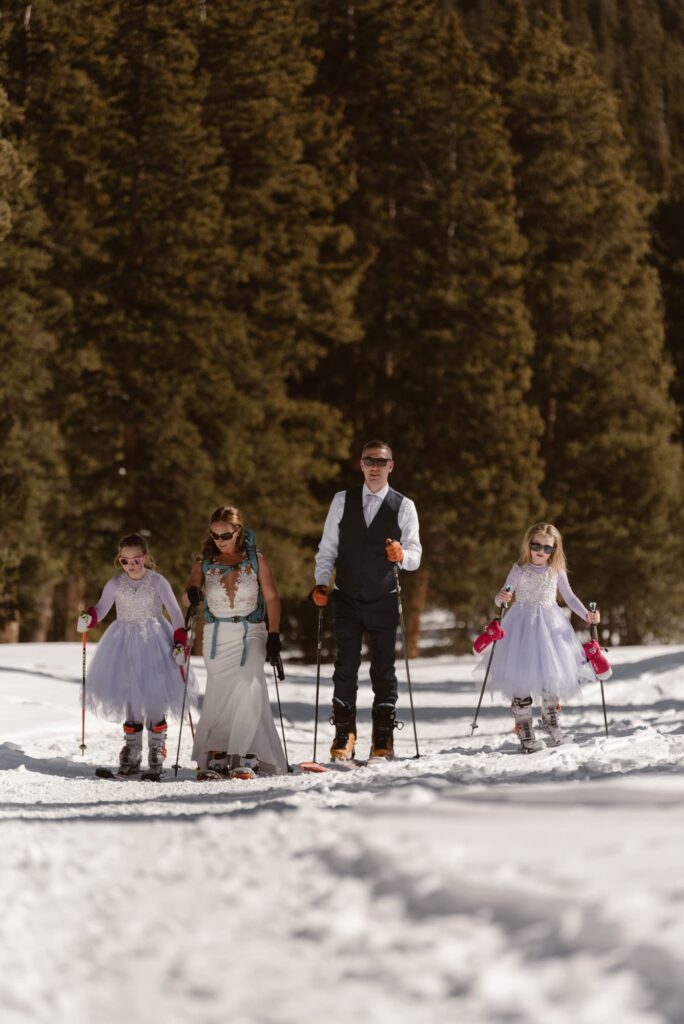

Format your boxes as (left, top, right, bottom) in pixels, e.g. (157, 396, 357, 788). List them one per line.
(0, 85, 63, 639)
(306, 0, 543, 640)
(3, 1, 247, 591)
(197, 1, 361, 601)
(497, 8, 682, 640)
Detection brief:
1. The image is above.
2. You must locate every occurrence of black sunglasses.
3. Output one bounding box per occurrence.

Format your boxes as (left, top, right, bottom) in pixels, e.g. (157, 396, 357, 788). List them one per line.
(362, 456, 391, 467)
(530, 542, 555, 554)
(211, 529, 237, 542)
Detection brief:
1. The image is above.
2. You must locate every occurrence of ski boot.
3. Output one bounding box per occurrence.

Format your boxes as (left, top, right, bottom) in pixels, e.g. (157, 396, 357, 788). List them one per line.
(370, 702, 402, 760)
(143, 719, 167, 779)
(118, 720, 143, 775)
(329, 698, 356, 762)
(540, 697, 573, 746)
(196, 752, 230, 780)
(511, 697, 545, 754)
(230, 754, 259, 780)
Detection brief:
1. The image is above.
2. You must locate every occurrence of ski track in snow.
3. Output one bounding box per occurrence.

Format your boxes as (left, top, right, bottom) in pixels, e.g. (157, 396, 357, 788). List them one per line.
(1, 643, 684, 1023)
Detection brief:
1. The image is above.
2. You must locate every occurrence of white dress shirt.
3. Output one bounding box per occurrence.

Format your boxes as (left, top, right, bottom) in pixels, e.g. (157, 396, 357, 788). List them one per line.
(314, 483, 422, 586)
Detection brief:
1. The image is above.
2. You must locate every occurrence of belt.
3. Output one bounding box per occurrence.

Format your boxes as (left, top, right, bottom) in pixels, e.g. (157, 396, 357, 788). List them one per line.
(208, 617, 250, 662)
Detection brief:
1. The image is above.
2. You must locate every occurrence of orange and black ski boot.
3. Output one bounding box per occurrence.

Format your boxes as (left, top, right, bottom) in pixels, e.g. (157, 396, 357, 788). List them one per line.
(330, 698, 356, 762)
(370, 702, 401, 760)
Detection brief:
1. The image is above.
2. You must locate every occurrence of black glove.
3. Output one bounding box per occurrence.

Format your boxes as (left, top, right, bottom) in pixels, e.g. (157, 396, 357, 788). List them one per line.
(187, 586, 202, 607)
(266, 632, 282, 665)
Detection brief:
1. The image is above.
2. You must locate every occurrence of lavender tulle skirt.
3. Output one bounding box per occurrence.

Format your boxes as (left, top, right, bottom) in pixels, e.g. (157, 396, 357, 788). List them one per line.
(84, 618, 197, 724)
(474, 602, 594, 702)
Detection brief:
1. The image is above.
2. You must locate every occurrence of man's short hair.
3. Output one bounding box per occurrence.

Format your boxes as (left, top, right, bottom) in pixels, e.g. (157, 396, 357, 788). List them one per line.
(362, 439, 393, 458)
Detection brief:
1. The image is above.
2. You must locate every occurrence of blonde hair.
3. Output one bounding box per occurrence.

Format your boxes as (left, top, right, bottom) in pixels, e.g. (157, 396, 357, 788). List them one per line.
(518, 522, 567, 572)
(202, 505, 245, 560)
(115, 532, 156, 570)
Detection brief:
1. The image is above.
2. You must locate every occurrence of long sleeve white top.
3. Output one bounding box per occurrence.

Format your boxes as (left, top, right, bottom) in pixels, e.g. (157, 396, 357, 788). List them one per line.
(91, 571, 185, 631)
(315, 483, 422, 586)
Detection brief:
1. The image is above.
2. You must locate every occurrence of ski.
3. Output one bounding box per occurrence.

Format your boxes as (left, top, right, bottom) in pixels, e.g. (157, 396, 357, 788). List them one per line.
(196, 769, 224, 781)
(94, 767, 165, 781)
(295, 761, 330, 773)
(94, 767, 139, 780)
(326, 755, 396, 770)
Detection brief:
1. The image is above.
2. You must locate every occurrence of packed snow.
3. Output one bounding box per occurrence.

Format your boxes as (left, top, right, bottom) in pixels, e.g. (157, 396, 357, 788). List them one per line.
(1, 640, 684, 1024)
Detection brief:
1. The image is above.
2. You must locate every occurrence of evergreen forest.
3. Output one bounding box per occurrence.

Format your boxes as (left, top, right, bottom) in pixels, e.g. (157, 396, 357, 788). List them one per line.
(0, 0, 682, 652)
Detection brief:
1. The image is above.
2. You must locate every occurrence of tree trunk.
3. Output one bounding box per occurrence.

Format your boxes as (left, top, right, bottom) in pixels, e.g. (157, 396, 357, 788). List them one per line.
(0, 620, 20, 643)
(49, 580, 86, 641)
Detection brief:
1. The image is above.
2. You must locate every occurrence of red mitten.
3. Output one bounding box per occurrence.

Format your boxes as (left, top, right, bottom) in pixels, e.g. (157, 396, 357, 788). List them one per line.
(583, 639, 613, 681)
(472, 619, 506, 656)
(76, 606, 98, 633)
(173, 627, 189, 666)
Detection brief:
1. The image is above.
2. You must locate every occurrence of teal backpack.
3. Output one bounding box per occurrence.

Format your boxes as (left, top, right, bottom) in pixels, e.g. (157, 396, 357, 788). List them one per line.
(202, 527, 265, 662)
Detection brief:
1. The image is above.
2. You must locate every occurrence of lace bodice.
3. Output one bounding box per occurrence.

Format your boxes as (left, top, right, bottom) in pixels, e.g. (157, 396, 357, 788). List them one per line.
(114, 574, 162, 641)
(90, 571, 185, 640)
(514, 566, 559, 606)
(205, 564, 260, 618)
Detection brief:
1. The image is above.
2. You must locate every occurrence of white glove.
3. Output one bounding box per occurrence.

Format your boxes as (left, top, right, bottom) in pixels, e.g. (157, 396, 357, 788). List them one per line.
(76, 612, 93, 633)
(172, 643, 187, 666)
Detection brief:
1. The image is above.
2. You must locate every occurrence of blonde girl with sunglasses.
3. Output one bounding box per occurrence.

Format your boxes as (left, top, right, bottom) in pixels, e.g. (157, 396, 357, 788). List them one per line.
(76, 533, 197, 776)
(474, 523, 599, 752)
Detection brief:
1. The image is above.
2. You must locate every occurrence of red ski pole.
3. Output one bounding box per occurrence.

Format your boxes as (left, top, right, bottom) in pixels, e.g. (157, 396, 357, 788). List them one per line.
(589, 602, 609, 738)
(470, 586, 512, 736)
(79, 632, 87, 755)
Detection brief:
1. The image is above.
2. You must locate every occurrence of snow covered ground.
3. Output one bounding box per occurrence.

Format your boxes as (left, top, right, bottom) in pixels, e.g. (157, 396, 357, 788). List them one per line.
(2, 641, 684, 1024)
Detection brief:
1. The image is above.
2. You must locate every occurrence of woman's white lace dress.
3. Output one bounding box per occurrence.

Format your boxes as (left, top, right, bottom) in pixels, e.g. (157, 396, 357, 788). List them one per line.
(191, 562, 287, 775)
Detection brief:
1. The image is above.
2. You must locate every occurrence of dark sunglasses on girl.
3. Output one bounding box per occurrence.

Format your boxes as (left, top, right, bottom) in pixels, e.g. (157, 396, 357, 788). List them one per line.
(119, 556, 145, 566)
(530, 542, 555, 554)
(211, 529, 237, 542)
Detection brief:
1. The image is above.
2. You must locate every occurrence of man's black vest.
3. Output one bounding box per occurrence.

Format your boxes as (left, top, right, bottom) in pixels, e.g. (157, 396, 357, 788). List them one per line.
(336, 486, 404, 601)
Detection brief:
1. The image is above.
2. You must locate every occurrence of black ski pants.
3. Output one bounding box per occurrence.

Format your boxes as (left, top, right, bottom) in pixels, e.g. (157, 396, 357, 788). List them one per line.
(331, 589, 399, 708)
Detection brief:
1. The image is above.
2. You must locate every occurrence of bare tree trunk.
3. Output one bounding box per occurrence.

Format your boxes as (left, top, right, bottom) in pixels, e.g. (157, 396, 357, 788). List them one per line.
(49, 580, 86, 641)
(0, 620, 20, 643)
(22, 587, 55, 642)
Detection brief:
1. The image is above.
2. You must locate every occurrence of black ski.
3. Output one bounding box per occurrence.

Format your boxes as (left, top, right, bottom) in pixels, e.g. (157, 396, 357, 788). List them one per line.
(94, 767, 135, 780)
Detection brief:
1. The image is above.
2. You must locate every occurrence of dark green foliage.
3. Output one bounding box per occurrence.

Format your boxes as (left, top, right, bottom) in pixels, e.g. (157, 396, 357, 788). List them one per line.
(497, 10, 682, 639)
(196, 2, 360, 597)
(307, 0, 543, 622)
(0, 85, 63, 635)
(0, 0, 682, 645)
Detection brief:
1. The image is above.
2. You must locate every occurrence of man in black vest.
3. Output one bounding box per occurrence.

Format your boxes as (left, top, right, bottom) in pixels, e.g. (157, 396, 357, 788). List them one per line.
(311, 440, 422, 761)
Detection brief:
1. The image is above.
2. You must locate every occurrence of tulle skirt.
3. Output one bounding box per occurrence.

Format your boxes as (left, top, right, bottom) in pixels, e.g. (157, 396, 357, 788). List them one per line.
(84, 618, 198, 724)
(191, 620, 287, 775)
(474, 602, 594, 702)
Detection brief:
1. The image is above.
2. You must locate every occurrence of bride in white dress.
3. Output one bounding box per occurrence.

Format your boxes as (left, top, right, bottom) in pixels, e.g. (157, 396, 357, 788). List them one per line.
(184, 506, 288, 779)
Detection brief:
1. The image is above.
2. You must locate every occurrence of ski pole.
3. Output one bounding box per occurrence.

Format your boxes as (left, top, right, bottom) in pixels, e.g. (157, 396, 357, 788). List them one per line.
(271, 654, 291, 771)
(172, 602, 198, 777)
(589, 602, 609, 737)
(312, 605, 323, 763)
(392, 562, 420, 759)
(79, 632, 87, 755)
(470, 586, 512, 736)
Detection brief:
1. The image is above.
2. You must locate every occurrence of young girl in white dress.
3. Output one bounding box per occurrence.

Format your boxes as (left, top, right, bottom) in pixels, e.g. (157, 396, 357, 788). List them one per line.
(477, 522, 600, 751)
(77, 533, 196, 775)
(184, 506, 287, 780)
